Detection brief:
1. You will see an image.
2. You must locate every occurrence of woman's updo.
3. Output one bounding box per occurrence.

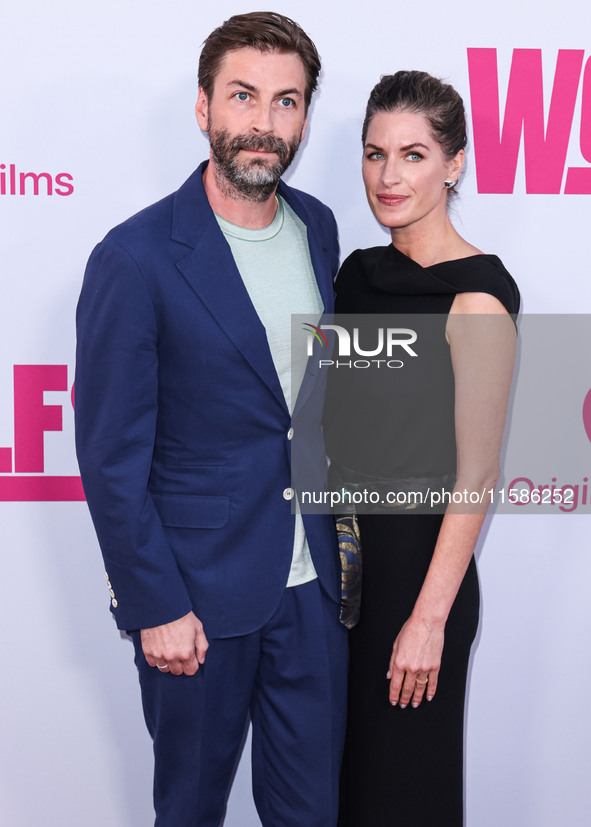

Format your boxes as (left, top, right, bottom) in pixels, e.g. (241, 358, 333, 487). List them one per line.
(361, 70, 467, 162)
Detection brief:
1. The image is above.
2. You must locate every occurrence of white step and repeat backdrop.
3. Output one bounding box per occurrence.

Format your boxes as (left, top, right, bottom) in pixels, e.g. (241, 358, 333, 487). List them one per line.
(2, 1, 590, 824)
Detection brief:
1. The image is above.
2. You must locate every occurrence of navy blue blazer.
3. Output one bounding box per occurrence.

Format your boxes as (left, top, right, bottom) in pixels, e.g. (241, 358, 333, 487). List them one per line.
(75, 162, 340, 637)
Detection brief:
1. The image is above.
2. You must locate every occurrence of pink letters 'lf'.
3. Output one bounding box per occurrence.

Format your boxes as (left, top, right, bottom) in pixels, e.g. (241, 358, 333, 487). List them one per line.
(0, 365, 85, 501)
(467, 49, 591, 194)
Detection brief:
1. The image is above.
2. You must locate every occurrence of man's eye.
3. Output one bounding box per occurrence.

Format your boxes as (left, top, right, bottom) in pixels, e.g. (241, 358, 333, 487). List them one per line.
(235, 92, 250, 102)
(278, 98, 294, 108)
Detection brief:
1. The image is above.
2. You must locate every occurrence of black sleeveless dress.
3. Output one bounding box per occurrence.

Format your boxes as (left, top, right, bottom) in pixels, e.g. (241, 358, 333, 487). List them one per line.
(324, 244, 520, 827)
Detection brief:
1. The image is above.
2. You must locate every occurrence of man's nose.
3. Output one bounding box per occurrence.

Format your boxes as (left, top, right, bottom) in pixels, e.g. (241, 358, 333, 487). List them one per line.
(250, 102, 274, 134)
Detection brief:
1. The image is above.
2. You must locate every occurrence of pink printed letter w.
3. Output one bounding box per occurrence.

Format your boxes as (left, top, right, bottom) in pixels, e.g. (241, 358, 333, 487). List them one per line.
(467, 48, 584, 193)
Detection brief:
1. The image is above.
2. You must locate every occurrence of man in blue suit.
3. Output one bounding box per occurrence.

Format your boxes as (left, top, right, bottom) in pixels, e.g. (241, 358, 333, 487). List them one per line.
(75, 11, 347, 827)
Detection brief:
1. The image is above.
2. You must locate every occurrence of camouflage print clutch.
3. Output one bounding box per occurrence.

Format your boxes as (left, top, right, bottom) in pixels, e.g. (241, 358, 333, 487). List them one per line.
(335, 510, 362, 629)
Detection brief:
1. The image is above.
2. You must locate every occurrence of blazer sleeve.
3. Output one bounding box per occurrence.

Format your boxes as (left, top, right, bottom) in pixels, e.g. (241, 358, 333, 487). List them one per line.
(75, 238, 193, 631)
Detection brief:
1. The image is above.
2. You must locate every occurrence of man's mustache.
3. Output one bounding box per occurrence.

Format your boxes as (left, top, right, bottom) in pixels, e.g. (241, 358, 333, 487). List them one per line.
(229, 134, 290, 157)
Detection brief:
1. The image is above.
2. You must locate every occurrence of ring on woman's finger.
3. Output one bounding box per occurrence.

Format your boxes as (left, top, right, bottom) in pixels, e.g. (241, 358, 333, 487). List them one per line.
(415, 677, 428, 685)
(156, 664, 169, 670)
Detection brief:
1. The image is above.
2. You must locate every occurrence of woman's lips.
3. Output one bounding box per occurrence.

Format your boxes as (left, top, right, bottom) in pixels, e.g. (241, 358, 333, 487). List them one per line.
(377, 194, 408, 206)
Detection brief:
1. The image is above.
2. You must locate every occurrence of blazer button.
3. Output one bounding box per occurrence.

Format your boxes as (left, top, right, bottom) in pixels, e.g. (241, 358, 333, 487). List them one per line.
(283, 487, 294, 501)
(287, 427, 294, 440)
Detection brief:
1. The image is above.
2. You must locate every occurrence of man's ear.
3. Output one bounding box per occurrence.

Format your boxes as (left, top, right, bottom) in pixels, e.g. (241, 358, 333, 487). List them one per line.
(195, 87, 209, 132)
(300, 116, 308, 144)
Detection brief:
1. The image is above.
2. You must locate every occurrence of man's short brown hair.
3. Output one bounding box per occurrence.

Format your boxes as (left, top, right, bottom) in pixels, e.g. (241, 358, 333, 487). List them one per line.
(198, 11, 321, 111)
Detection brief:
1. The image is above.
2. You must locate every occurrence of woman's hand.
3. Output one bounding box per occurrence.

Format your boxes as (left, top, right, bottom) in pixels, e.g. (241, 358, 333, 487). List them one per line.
(387, 615, 445, 708)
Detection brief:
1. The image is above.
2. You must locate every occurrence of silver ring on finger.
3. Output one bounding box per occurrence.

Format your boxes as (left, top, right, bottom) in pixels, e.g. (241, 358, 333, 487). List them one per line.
(156, 664, 169, 670)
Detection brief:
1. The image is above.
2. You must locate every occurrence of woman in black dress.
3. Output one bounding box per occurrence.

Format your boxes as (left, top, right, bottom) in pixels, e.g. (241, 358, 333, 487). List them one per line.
(325, 72, 520, 825)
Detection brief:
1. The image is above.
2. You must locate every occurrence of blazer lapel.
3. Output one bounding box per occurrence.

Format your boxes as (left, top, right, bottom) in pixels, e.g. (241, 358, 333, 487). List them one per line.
(277, 182, 336, 417)
(278, 181, 334, 314)
(171, 164, 288, 411)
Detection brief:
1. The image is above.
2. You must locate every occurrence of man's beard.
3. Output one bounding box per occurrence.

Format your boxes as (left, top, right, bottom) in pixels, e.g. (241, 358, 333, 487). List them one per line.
(209, 126, 300, 203)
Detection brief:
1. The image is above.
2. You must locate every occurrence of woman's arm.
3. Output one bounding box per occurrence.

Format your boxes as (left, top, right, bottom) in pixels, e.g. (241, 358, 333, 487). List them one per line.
(387, 291, 517, 708)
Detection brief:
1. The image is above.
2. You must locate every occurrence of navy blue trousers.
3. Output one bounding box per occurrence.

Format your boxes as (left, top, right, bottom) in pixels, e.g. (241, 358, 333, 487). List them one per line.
(132, 579, 348, 827)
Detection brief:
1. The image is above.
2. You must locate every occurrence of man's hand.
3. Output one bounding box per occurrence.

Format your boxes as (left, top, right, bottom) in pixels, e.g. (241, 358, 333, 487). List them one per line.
(141, 611, 209, 676)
